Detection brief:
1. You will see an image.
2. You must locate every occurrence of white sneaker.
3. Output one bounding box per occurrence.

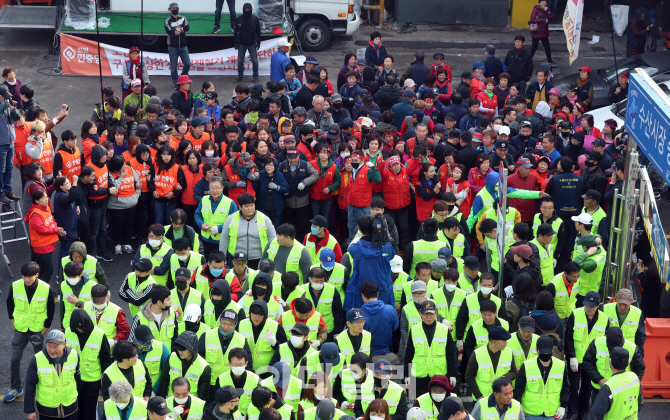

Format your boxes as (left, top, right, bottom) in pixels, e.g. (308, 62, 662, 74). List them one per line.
(114, 245, 122, 255)
(123, 244, 134, 254)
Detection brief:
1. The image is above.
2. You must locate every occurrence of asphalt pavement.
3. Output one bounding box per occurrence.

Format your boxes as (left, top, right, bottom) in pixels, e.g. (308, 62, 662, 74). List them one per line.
(0, 19, 667, 418)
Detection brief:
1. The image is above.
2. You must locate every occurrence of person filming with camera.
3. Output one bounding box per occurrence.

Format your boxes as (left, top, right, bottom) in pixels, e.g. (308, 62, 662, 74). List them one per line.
(0, 85, 22, 205)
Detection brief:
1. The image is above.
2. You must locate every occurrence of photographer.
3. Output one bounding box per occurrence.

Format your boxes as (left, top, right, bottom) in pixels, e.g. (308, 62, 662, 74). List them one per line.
(0, 85, 21, 204)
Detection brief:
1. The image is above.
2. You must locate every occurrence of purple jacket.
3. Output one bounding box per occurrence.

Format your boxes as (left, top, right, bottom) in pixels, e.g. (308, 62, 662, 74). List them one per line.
(530, 5, 555, 39)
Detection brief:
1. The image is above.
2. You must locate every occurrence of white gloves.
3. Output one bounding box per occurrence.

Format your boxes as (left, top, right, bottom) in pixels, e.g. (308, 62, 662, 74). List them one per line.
(311, 140, 318, 147)
(555, 407, 565, 419)
(441, 319, 453, 331)
(266, 330, 277, 346)
(236, 181, 247, 188)
(341, 401, 352, 411)
(570, 358, 579, 372)
(298, 182, 305, 191)
(450, 377, 457, 388)
(245, 290, 253, 296)
(108, 338, 116, 348)
(365, 161, 374, 168)
(456, 340, 463, 352)
(209, 226, 219, 235)
(554, 258, 557, 268)
(172, 405, 185, 418)
(274, 295, 286, 307)
(268, 182, 278, 190)
(310, 339, 321, 349)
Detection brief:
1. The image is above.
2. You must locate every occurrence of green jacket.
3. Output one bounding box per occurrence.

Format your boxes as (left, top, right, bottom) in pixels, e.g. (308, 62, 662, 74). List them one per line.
(572, 248, 604, 273)
(123, 93, 151, 122)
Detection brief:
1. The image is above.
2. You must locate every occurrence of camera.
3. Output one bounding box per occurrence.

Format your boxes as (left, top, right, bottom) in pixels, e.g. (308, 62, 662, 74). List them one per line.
(62, 105, 69, 111)
(615, 133, 628, 151)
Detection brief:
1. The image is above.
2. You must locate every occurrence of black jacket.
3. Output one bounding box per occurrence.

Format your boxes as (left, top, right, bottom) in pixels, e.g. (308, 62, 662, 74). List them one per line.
(294, 86, 316, 111)
(164, 14, 189, 48)
(503, 47, 534, 83)
(170, 89, 195, 118)
(159, 331, 211, 399)
(608, 82, 628, 104)
(234, 4, 262, 47)
(583, 339, 645, 384)
(373, 85, 402, 112)
(459, 143, 480, 173)
(24, 347, 81, 417)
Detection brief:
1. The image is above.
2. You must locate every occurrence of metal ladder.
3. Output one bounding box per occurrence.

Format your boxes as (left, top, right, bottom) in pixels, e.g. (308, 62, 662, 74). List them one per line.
(0, 200, 30, 277)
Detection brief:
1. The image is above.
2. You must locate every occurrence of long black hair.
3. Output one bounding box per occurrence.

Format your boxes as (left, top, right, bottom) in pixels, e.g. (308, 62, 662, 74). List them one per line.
(156, 144, 176, 172)
(175, 139, 193, 165)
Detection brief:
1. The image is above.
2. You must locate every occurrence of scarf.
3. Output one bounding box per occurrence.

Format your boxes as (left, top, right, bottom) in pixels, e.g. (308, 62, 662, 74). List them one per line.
(579, 78, 588, 84)
(515, 48, 523, 55)
(474, 71, 486, 83)
(368, 40, 382, 58)
(485, 90, 494, 100)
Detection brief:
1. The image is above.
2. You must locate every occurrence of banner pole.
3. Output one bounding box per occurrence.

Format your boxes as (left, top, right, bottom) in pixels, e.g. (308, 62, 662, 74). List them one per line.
(94, 0, 106, 131)
(140, 0, 144, 101)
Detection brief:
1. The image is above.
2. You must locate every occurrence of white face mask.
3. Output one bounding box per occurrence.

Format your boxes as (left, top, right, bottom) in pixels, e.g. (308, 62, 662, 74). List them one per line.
(370, 416, 384, 420)
(93, 302, 107, 311)
(314, 392, 324, 401)
(231, 366, 246, 376)
(431, 393, 446, 402)
(340, 152, 350, 158)
(290, 336, 304, 347)
(481, 287, 493, 296)
(445, 284, 457, 292)
(148, 238, 162, 248)
(414, 296, 427, 305)
(66, 277, 79, 285)
(205, 150, 215, 157)
(174, 396, 189, 404)
(116, 402, 129, 410)
(493, 124, 502, 133)
(311, 282, 324, 290)
(350, 370, 364, 380)
(177, 254, 189, 261)
(323, 265, 334, 271)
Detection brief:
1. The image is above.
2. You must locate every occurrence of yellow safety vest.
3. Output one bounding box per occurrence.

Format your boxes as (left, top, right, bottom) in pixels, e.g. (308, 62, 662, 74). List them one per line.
(126, 273, 157, 319)
(35, 349, 79, 408)
(577, 247, 606, 296)
(392, 271, 411, 307)
(312, 262, 346, 302)
(200, 194, 234, 241)
(603, 372, 640, 420)
(479, 397, 522, 420)
(166, 352, 210, 398)
(169, 251, 203, 284)
(192, 265, 214, 300)
(302, 350, 345, 386)
(520, 356, 566, 416)
(277, 342, 317, 378)
(64, 326, 105, 382)
(336, 329, 372, 365)
(141, 339, 167, 386)
(166, 396, 205, 420)
(468, 318, 510, 350)
(203, 328, 247, 384)
(304, 233, 338, 265)
(464, 293, 501, 333)
(260, 376, 303, 413)
(247, 396, 294, 420)
(457, 271, 479, 295)
(416, 393, 441, 420)
(12, 279, 50, 333)
(227, 211, 269, 254)
(170, 287, 203, 323)
(266, 239, 306, 283)
(272, 281, 306, 307)
(549, 273, 580, 320)
(430, 286, 466, 340)
(203, 299, 243, 329)
(303, 406, 346, 420)
(473, 345, 513, 398)
(437, 231, 465, 258)
(603, 303, 642, 344)
(225, 267, 259, 294)
(84, 301, 121, 341)
(137, 307, 178, 352)
(218, 370, 260, 416)
(177, 321, 211, 339)
(163, 224, 202, 254)
(410, 322, 451, 378)
(530, 238, 554, 286)
(61, 255, 99, 282)
(103, 397, 147, 420)
(402, 301, 425, 331)
(409, 239, 447, 277)
(340, 370, 374, 412)
(238, 317, 280, 371)
(592, 336, 636, 389)
(487, 232, 515, 272)
(301, 282, 337, 332)
(403, 279, 439, 302)
(279, 311, 322, 342)
(103, 361, 147, 398)
(573, 308, 608, 363)
(139, 242, 172, 286)
(532, 214, 563, 257)
(507, 332, 539, 370)
(241, 293, 281, 321)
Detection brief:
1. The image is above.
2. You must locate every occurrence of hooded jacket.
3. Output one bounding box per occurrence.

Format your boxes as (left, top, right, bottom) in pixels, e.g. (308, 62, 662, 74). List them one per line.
(248, 297, 288, 345)
(210, 279, 237, 321)
(412, 375, 451, 411)
(373, 85, 402, 112)
(59, 273, 93, 326)
(158, 331, 211, 398)
(345, 236, 395, 311)
(60, 241, 109, 287)
(85, 144, 114, 207)
(69, 308, 113, 387)
(129, 300, 180, 350)
(234, 3, 261, 47)
(361, 299, 399, 356)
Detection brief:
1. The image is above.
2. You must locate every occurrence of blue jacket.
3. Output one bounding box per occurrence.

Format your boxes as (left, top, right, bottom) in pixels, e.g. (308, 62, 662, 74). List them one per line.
(458, 111, 482, 131)
(53, 190, 78, 234)
(255, 159, 290, 215)
(206, 103, 221, 123)
(280, 160, 310, 198)
(391, 99, 414, 130)
(361, 300, 399, 356)
(0, 101, 20, 146)
(440, 103, 468, 124)
(545, 171, 584, 216)
(270, 51, 292, 82)
(281, 77, 302, 101)
(510, 135, 538, 156)
(483, 55, 507, 81)
(344, 238, 395, 311)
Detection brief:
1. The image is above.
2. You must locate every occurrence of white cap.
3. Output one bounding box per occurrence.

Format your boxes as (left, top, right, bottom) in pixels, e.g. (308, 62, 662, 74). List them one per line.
(406, 407, 427, 420)
(183, 303, 202, 322)
(498, 126, 510, 136)
(571, 213, 593, 224)
(390, 255, 404, 273)
(280, 40, 292, 47)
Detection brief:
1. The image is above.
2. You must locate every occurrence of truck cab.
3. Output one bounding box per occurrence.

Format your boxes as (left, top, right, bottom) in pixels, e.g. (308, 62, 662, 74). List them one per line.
(291, 0, 360, 51)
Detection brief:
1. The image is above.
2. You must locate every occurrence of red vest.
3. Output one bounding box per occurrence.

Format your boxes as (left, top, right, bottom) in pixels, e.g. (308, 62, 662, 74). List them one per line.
(337, 171, 353, 210)
(27, 206, 59, 248)
(224, 164, 255, 205)
(154, 164, 180, 197)
(381, 166, 411, 209)
(23, 138, 54, 174)
(348, 166, 374, 208)
(57, 147, 82, 183)
(297, 142, 314, 161)
(181, 164, 204, 206)
(476, 91, 498, 118)
(309, 160, 337, 200)
(129, 159, 150, 193)
(364, 153, 385, 194)
(86, 162, 109, 200)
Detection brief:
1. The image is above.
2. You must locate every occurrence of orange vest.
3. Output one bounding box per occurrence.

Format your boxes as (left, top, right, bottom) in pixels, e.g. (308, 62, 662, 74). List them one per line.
(23, 138, 54, 174)
(297, 142, 314, 161)
(224, 164, 255, 205)
(181, 164, 204, 206)
(114, 170, 136, 198)
(82, 137, 103, 164)
(129, 159, 150, 193)
(170, 136, 182, 151)
(348, 166, 374, 208)
(337, 171, 353, 210)
(122, 150, 133, 163)
(57, 147, 82, 183)
(27, 206, 59, 248)
(86, 162, 109, 200)
(309, 160, 337, 200)
(154, 164, 180, 197)
(184, 132, 212, 153)
(13, 124, 31, 167)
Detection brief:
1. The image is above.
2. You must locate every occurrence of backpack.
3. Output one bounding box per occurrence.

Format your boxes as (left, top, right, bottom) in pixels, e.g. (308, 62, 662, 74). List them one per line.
(371, 213, 389, 245)
(510, 297, 535, 318)
(537, 324, 564, 359)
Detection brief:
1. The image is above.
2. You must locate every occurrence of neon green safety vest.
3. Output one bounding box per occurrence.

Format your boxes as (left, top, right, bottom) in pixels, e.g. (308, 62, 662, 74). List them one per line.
(218, 369, 260, 416)
(487, 231, 515, 272)
(239, 317, 280, 371)
(402, 301, 425, 331)
(165, 396, 205, 420)
(392, 271, 411, 307)
(483, 207, 516, 245)
(464, 293, 501, 333)
(302, 350, 345, 386)
(507, 332, 539, 371)
(416, 393, 441, 420)
(468, 318, 510, 350)
(301, 282, 337, 332)
(409, 239, 447, 277)
(226, 267, 259, 293)
(603, 371, 640, 420)
(577, 247, 606, 296)
(61, 255, 99, 282)
(549, 273, 580, 320)
(203, 328, 247, 385)
(192, 266, 213, 300)
(169, 251, 204, 284)
(141, 339, 167, 386)
(475, 189, 495, 222)
(200, 195, 234, 241)
(137, 307, 177, 352)
(573, 308, 608, 363)
(584, 207, 607, 232)
(437, 232, 465, 258)
(403, 279, 439, 302)
(139, 242, 172, 286)
(592, 336, 636, 389)
(473, 346, 513, 398)
(457, 272, 479, 295)
(177, 321, 211, 339)
(530, 238, 554, 286)
(430, 286, 466, 340)
(104, 361, 147, 398)
(84, 301, 121, 341)
(532, 214, 563, 257)
(227, 211, 269, 255)
(272, 281, 306, 307)
(35, 349, 78, 408)
(12, 279, 50, 332)
(520, 356, 565, 416)
(279, 311, 322, 342)
(361, 381, 404, 415)
(410, 322, 451, 377)
(203, 299, 243, 329)
(336, 329, 372, 365)
(340, 369, 374, 412)
(299, 398, 338, 412)
(170, 287, 203, 323)
(103, 397, 147, 420)
(166, 352, 210, 398)
(277, 342, 317, 378)
(304, 233, 339, 265)
(64, 326, 105, 382)
(163, 224, 201, 254)
(480, 397, 521, 419)
(303, 406, 346, 420)
(266, 239, 306, 283)
(247, 400, 293, 420)
(259, 375, 303, 412)
(241, 293, 281, 321)
(603, 303, 642, 344)
(126, 273, 157, 318)
(311, 262, 346, 301)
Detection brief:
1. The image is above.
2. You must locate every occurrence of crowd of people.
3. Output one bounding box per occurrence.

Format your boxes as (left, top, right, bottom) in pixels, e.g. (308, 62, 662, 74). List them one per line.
(2, 21, 662, 420)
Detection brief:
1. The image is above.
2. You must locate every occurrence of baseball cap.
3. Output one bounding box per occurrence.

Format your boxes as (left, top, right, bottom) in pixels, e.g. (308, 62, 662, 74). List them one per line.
(320, 342, 341, 366)
(619, 70, 630, 79)
(433, 52, 445, 59)
(498, 126, 510, 136)
(567, 83, 579, 92)
(593, 138, 607, 148)
(318, 248, 336, 269)
(359, 117, 373, 128)
(616, 288, 634, 305)
(45, 330, 65, 345)
(169, 2, 179, 9)
(576, 233, 597, 248)
(583, 291, 601, 308)
(148, 397, 172, 415)
(290, 323, 310, 336)
(131, 79, 142, 88)
(610, 347, 630, 370)
(346, 308, 366, 323)
(537, 336, 554, 355)
(537, 223, 556, 237)
(411, 280, 428, 293)
(587, 151, 603, 162)
(444, 113, 457, 122)
(388, 156, 401, 167)
(516, 157, 533, 168)
(488, 326, 511, 340)
(606, 327, 624, 348)
(402, 89, 415, 98)
(463, 256, 480, 270)
(579, 66, 592, 74)
(390, 255, 404, 273)
(134, 257, 153, 272)
(437, 399, 462, 420)
(412, 109, 425, 120)
(331, 93, 343, 102)
(327, 123, 341, 139)
(373, 359, 392, 375)
(280, 40, 292, 47)
(473, 61, 485, 69)
(495, 140, 509, 150)
(183, 303, 202, 323)
(340, 118, 354, 129)
(403, 79, 416, 88)
(518, 316, 536, 332)
(232, 252, 248, 262)
(134, 325, 154, 343)
(283, 135, 297, 143)
(174, 267, 191, 280)
(582, 189, 602, 203)
(357, 58, 367, 65)
(431, 258, 448, 273)
(520, 120, 532, 128)
(571, 213, 593, 225)
(420, 300, 437, 314)
(510, 244, 533, 259)
(237, 152, 255, 168)
(315, 399, 337, 420)
(135, 124, 149, 138)
(190, 117, 205, 127)
(433, 123, 448, 135)
(286, 146, 300, 156)
(160, 98, 173, 108)
(215, 386, 238, 404)
(221, 309, 238, 324)
(472, 133, 483, 144)
(438, 246, 452, 260)
(310, 215, 328, 228)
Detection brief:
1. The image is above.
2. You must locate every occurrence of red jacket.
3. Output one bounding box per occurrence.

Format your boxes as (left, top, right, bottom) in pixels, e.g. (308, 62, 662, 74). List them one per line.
(348, 166, 375, 208)
(337, 171, 353, 210)
(309, 160, 338, 200)
(381, 166, 411, 209)
(303, 229, 343, 262)
(189, 264, 242, 302)
(507, 172, 538, 221)
(430, 62, 452, 83)
(297, 141, 315, 161)
(280, 300, 328, 332)
(476, 91, 498, 118)
(447, 178, 472, 219)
